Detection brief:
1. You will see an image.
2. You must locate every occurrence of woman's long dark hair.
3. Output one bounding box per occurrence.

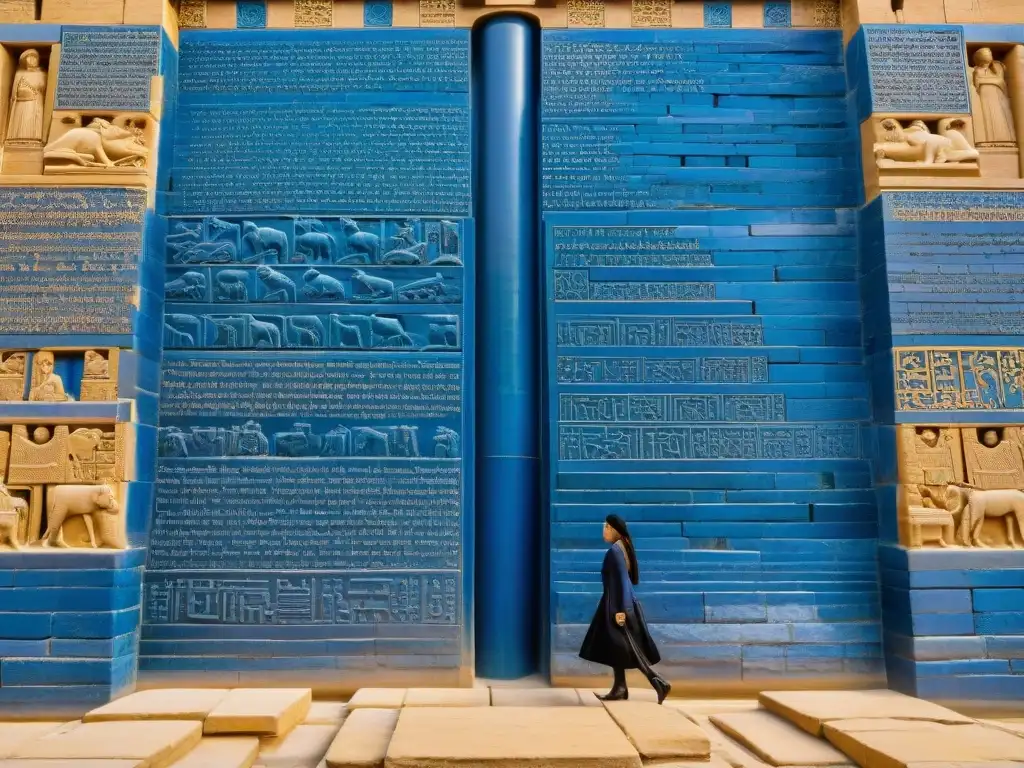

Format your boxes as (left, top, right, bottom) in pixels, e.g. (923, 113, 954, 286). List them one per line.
(606, 514, 640, 585)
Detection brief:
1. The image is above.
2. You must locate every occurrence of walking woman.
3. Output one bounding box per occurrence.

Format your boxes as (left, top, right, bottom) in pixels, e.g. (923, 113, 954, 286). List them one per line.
(579, 514, 672, 703)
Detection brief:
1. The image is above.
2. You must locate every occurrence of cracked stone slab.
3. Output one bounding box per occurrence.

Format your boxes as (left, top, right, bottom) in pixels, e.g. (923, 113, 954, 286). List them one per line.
(10, 720, 203, 768)
(257, 724, 338, 768)
(384, 706, 642, 768)
(604, 701, 710, 762)
(0, 723, 66, 759)
(758, 691, 972, 737)
(401, 688, 490, 707)
(823, 720, 1024, 768)
(325, 709, 399, 768)
(710, 711, 850, 766)
(85, 690, 231, 723)
(205, 689, 312, 737)
(491, 689, 582, 707)
(168, 736, 260, 768)
(345, 691, 406, 710)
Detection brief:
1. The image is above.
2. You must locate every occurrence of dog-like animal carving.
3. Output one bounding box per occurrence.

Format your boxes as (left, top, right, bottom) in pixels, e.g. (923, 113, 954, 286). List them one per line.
(38, 484, 124, 549)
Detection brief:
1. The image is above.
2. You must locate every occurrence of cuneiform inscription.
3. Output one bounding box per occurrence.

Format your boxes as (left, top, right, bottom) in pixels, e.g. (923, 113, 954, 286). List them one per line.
(178, 0, 206, 27)
(559, 423, 859, 460)
(144, 570, 460, 626)
(162, 354, 461, 420)
(895, 347, 1024, 411)
(886, 191, 1024, 222)
(295, 0, 332, 26)
(632, 0, 670, 27)
(556, 355, 769, 384)
(865, 27, 969, 114)
(552, 227, 709, 268)
(567, 0, 605, 27)
(559, 394, 785, 423)
(554, 270, 715, 301)
(419, 0, 456, 25)
(56, 28, 161, 112)
(556, 317, 763, 347)
(148, 460, 461, 571)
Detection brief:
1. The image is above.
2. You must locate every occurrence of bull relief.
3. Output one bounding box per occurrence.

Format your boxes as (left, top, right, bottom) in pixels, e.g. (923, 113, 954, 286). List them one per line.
(898, 425, 1024, 550)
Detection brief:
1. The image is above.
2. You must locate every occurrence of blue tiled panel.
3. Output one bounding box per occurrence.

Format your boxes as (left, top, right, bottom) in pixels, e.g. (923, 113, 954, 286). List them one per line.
(237, 0, 267, 28)
(364, 0, 394, 27)
(763, 2, 791, 28)
(704, 2, 732, 28)
(55, 26, 161, 112)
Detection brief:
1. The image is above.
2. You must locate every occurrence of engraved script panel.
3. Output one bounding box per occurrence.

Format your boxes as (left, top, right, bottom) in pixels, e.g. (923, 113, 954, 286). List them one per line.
(55, 27, 162, 112)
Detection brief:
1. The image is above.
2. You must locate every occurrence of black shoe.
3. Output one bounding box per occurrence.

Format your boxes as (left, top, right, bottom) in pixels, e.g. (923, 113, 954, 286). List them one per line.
(598, 685, 628, 702)
(652, 676, 671, 705)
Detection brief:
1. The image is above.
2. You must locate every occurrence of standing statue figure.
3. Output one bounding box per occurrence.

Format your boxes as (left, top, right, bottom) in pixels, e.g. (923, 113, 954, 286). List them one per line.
(6, 49, 46, 144)
(579, 514, 672, 704)
(972, 48, 1017, 146)
(28, 351, 71, 402)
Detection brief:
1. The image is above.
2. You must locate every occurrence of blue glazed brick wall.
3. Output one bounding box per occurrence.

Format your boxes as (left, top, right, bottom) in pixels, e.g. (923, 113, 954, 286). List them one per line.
(542, 29, 881, 688)
(143, 29, 474, 688)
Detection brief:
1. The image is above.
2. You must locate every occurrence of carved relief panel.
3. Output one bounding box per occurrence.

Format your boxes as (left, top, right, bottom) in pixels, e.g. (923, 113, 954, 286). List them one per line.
(966, 43, 1024, 179)
(0, 348, 119, 402)
(1, 45, 54, 175)
(43, 113, 152, 178)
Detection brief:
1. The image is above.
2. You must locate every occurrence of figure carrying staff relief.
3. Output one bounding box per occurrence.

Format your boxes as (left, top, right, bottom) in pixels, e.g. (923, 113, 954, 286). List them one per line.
(579, 514, 672, 703)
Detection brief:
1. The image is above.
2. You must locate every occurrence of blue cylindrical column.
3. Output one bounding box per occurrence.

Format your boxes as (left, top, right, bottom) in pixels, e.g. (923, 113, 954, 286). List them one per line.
(473, 13, 541, 680)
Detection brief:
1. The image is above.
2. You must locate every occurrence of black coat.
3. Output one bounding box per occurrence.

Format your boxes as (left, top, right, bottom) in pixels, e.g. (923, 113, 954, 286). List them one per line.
(578, 544, 661, 669)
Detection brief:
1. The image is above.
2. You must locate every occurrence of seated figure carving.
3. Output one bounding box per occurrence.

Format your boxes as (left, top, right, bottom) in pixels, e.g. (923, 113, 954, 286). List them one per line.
(43, 117, 149, 170)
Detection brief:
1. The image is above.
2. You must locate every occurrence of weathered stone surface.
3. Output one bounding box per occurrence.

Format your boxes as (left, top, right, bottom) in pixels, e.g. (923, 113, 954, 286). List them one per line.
(0, 761, 143, 767)
(649, 760, 733, 768)
(577, 690, 603, 707)
(0, 723, 65, 759)
(759, 691, 972, 736)
(824, 720, 1024, 768)
(491, 689, 582, 707)
(401, 688, 490, 707)
(710, 710, 850, 766)
(205, 689, 312, 737)
(304, 703, 349, 725)
(257, 724, 338, 768)
(346, 690, 406, 710)
(325, 709, 399, 768)
(671, 700, 761, 717)
(168, 736, 260, 768)
(604, 701, 710, 761)
(689, 713, 774, 768)
(384, 706, 642, 768)
(981, 719, 1024, 738)
(581, 687, 657, 703)
(11, 720, 203, 768)
(85, 690, 231, 723)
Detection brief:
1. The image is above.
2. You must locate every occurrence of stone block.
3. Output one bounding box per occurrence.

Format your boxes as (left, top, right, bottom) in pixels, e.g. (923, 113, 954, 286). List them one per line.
(324, 708, 399, 768)
(490, 688, 582, 707)
(0, 761, 143, 767)
(11, 720, 203, 767)
(383, 707, 641, 768)
(167, 737, 260, 768)
(604, 701, 710, 761)
(0, 723, 65, 759)
(401, 689, 490, 707)
(41, 0, 124, 21)
(758, 690, 972, 736)
(823, 720, 1024, 768)
(85, 689, 231, 722)
(205, 689, 312, 737)
(257, 724, 338, 768)
(304, 702, 349, 725)
(709, 710, 850, 765)
(346, 690, 406, 710)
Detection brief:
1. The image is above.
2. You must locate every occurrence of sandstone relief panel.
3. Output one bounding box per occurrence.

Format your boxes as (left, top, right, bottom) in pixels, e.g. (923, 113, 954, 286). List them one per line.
(0, 348, 119, 402)
(967, 44, 1024, 180)
(1, 46, 53, 175)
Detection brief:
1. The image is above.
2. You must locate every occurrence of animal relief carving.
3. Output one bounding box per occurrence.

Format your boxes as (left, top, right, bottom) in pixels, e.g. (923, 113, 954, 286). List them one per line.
(43, 115, 151, 175)
(874, 118, 980, 173)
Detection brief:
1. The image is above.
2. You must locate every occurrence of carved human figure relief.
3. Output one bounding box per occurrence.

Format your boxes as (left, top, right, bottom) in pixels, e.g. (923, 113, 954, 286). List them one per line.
(962, 426, 1024, 490)
(6, 49, 47, 145)
(28, 351, 70, 402)
(971, 48, 1017, 147)
(874, 118, 980, 166)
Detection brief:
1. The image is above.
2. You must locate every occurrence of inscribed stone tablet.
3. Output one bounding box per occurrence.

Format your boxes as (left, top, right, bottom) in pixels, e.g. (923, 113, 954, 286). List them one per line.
(865, 26, 969, 114)
(56, 27, 162, 112)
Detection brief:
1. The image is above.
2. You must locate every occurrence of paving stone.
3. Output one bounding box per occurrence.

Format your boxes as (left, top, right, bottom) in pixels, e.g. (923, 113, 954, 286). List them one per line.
(345, 691, 405, 710)
(671, 700, 761, 717)
(710, 711, 849, 766)
(577, 690, 603, 707)
(0, 761, 143, 767)
(205, 689, 312, 737)
(257, 724, 338, 768)
(168, 737, 260, 768)
(401, 688, 490, 707)
(689, 714, 773, 768)
(0, 723, 65, 759)
(981, 719, 1024, 738)
(304, 703, 348, 725)
(604, 701, 710, 761)
(652, 760, 733, 768)
(490, 688, 582, 707)
(384, 706, 642, 768)
(759, 691, 972, 737)
(823, 720, 1024, 768)
(85, 690, 231, 723)
(11, 720, 203, 768)
(324, 709, 399, 768)
(581, 687, 658, 703)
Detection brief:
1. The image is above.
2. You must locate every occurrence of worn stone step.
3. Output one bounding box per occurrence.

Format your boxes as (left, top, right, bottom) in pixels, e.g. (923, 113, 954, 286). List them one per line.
(324, 708, 399, 768)
(710, 710, 849, 766)
(604, 701, 710, 762)
(383, 706, 641, 768)
(304, 703, 349, 726)
(85, 689, 231, 723)
(168, 736, 260, 768)
(205, 689, 312, 738)
(10, 720, 203, 768)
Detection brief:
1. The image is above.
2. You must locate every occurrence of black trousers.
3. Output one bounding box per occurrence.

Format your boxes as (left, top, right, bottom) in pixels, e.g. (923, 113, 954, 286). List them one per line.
(612, 623, 661, 689)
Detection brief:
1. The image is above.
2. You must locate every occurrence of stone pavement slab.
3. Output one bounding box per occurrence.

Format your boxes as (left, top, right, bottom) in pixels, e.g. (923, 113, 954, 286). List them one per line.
(580, 688, 658, 704)
(85, 690, 231, 723)
(383, 706, 642, 768)
(823, 720, 1024, 768)
(324, 709, 399, 768)
(491, 688, 582, 707)
(0, 724, 65, 759)
(402, 688, 490, 707)
(345, 691, 405, 710)
(671, 700, 761, 717)
(759, 691, 973, 736)
(0, 761, 143, 767)
(710, 710, 850, 766)
(604, 701, 710, 761)
(205, 689, 312, 737)
(687, 713, 774, 768)
(256, 724, 338, 768)
(168, 736, 260, 768)
(10, 720, 203, 768)
(304, 703, 348, 725)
